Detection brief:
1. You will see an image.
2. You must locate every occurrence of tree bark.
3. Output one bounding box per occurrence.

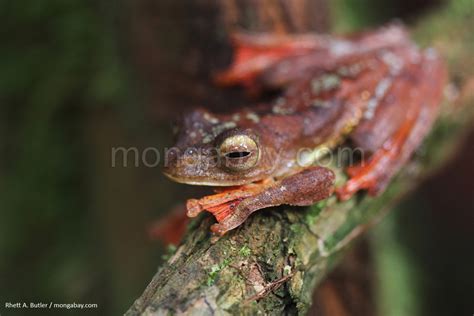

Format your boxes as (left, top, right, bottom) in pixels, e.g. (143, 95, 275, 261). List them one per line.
(124, 0, 329, 119)
(125, 0, 474, 314)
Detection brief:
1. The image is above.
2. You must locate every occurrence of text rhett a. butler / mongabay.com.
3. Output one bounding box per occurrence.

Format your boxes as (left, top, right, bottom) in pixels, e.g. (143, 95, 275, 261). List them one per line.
(4, 302, 98, 310)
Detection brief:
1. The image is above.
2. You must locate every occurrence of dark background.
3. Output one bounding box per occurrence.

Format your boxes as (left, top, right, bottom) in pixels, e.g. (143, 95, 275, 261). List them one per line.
(0, 0, 472, 315)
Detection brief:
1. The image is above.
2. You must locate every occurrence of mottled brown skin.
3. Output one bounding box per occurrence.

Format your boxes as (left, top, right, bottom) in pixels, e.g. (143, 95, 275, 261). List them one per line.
(163, 24, 447, 236)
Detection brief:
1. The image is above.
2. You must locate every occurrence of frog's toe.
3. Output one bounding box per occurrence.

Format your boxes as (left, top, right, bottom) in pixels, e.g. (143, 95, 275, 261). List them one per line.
(336, 177, 376, 201)
(210, 223, 228, 236)
(210, 215, 245, 236)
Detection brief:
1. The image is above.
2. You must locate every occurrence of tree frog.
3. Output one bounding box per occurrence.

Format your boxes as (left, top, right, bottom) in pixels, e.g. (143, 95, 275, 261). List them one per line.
(163, 25, 447, 236)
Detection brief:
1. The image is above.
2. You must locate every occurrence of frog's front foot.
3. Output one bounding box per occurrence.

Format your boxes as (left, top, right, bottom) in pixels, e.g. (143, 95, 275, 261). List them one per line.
(188, 167, 335, 236)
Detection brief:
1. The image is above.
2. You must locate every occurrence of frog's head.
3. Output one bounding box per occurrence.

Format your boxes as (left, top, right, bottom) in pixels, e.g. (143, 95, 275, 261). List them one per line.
(163, 109, 275, 186)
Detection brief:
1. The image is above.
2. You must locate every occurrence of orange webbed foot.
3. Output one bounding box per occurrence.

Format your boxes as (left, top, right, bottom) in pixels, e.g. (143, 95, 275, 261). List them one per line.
(185, 179, 274, 235)
(186, 179, 273, 218)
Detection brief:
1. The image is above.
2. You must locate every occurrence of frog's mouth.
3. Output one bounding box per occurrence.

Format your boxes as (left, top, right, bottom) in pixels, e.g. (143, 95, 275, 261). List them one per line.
(162, 170, 255, 187)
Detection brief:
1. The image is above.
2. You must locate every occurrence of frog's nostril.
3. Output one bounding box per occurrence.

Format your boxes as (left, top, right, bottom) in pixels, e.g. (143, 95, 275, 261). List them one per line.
(163, 148, 180, 170)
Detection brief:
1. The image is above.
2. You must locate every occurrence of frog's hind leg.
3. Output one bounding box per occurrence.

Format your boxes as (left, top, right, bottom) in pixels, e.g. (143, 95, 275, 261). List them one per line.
(214, 33, 323, 89)
(337, 50, 447, 200)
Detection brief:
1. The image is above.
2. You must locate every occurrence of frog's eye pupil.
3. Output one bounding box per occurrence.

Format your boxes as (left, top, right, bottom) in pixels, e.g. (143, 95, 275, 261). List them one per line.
(219, 134, 260, 172)
(226, 151, 251, 159)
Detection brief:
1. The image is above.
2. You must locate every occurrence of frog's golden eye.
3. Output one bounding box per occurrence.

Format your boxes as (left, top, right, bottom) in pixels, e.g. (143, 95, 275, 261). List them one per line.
(219, 134, 260, 172)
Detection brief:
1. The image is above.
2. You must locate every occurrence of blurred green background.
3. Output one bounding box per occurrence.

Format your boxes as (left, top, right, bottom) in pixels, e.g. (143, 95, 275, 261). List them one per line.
(0, 0, 472, 315)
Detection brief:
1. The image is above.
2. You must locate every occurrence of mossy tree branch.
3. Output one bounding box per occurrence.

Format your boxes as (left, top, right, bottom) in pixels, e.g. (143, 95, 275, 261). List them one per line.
(125, 0, 474, 314)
